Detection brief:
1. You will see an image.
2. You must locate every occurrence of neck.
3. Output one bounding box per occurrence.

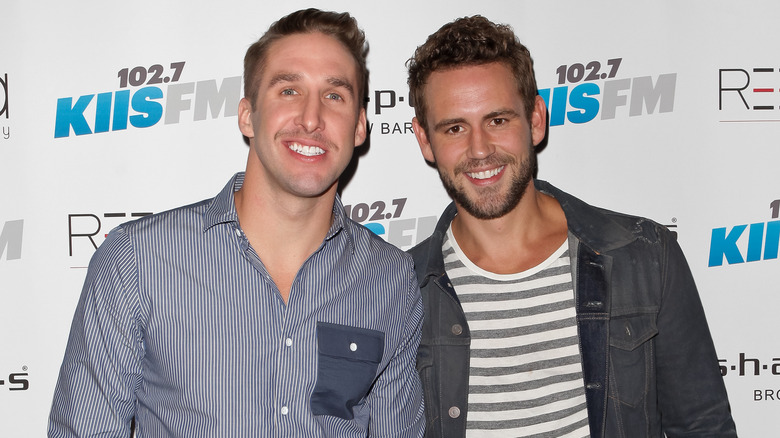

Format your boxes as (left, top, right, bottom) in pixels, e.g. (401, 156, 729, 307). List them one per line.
(451, 187, 568, 274)
(234, 169, 338, 303)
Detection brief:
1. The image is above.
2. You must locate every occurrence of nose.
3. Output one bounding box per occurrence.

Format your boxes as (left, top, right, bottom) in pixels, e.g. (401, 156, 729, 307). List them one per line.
(296, 94, 325, 133)
(466, 126, 495, 159)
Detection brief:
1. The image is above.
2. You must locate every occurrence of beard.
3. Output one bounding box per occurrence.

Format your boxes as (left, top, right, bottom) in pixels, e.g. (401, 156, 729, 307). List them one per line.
(438, 150, 536, 220)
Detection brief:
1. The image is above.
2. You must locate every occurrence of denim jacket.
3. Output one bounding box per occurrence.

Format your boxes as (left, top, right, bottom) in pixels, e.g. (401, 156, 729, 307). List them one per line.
(409, 180, 736, 438)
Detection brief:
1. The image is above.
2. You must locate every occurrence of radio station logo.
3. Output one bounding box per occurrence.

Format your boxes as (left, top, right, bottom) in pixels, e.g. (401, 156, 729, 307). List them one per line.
(1, 73, 9, 140)
(0, 366, 29, 392)
(366, 57, 677, 136)
(54, 62, 240, 138)
(1, 219, 23, 261)
(539, 58, 676, 126)
(342, 197, 436, 250)
(708, 199, 779, 267)
(719, 67, 780, 120)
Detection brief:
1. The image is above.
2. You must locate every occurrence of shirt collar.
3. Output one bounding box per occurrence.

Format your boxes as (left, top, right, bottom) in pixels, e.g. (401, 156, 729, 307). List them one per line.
(202, 173, 353, 252)
(203, 172, 243, 232)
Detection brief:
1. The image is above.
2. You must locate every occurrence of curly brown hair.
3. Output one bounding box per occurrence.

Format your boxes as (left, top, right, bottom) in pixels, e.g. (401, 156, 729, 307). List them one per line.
(407, 15, 538, 132)
(243, 8, 369, 110)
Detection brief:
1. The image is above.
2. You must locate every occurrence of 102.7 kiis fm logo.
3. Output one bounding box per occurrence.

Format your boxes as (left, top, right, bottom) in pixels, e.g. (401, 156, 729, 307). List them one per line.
(539, 57, 676, 126)
(363, 57, 677, 135)
(342, 197, 436, 250)
(708, 198, 779, 267)
(54, 62, 240, 138)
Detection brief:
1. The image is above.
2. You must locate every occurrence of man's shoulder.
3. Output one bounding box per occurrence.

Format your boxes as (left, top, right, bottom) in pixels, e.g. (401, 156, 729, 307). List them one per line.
(537, 180, 672, 248)
(408, 234, 434, 264)
(118, 198, 213, 237)
(345, 218, 415, 266)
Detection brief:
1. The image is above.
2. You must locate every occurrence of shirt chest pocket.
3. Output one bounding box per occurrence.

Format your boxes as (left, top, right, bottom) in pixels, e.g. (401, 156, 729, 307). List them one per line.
(311, 322, 385, 420)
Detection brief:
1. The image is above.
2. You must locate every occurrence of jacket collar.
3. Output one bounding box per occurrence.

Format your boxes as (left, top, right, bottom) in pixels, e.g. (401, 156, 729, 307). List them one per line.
(534, 179, 637, 254)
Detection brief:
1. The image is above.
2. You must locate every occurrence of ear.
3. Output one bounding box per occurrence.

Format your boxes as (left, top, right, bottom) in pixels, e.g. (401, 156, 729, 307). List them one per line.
(530, 95, 547, 146)
(412, 117, 435, 163)
(238, 97, 255, 138)
(354, 107, 367, 147)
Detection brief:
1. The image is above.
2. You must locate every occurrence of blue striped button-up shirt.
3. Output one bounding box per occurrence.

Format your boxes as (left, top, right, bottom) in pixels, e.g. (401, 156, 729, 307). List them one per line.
(49, 173, 425, 437)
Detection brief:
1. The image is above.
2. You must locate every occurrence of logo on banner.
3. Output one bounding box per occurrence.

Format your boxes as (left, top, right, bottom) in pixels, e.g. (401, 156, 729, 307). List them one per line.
(719, 353, 780, 402)
(342, 197, 436, 250)
(0, 366, 29, 392)
(1, 73, 9, 140)
(365, 58, 677, 135)
(1, 219, 23, 261)
(708, 199, 780, 267)
(539, 58, 676, 126)
(68, 212, 152, 265)
(54, 62, 240, 138)
(719, 67, 780, 120)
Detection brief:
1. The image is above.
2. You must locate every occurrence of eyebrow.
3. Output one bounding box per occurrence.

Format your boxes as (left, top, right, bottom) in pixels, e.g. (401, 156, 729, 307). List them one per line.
(268, 72, 302, 88)
(433, 117, 467, 132)
(326, 76, 355, 97)
(484, 109, 521, 120)
(433, 109, 521, 132)
(267, 72, 355, 97)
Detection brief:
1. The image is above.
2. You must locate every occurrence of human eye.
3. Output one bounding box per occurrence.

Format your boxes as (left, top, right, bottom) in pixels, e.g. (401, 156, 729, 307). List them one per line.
(445, 125, 463, 134)
(325, 92, 344, 101)
(281, 88, 298, 96)
(489, 117, 507, 126)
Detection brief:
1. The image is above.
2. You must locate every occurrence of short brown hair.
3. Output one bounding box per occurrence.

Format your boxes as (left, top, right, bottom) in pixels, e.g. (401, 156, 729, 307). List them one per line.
(407, 16, 538, 132)
(243, 8, 369, 109)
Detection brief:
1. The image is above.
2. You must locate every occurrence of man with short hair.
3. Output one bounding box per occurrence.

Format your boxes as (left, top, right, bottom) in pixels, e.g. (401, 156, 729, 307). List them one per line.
(49, 9, 425, 437)
(407, 15, 736, 437)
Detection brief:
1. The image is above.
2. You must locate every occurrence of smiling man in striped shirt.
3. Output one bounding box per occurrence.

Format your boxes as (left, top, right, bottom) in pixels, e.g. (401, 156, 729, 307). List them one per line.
(48, 9, 425, 437)
(407, 15, 736, 438)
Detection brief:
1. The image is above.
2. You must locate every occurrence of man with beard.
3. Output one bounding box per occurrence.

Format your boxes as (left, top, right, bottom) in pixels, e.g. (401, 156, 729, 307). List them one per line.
(406, 15, 736, 437)
(48, 9, 424, 437)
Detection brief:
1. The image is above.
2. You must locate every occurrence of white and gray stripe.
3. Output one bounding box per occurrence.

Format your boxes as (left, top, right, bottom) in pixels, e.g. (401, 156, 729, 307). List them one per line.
(444, 228, 590, 437)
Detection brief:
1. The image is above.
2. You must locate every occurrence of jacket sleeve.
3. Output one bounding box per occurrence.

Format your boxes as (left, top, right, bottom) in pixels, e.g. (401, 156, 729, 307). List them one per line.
(655, 230, 737, 437)
(48, 227, 143, 437)
(366, 267, 426, 438)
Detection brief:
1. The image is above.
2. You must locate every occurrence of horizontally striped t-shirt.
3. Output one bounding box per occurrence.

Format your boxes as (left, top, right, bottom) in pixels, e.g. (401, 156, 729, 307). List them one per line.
(443, 227, 590, 437)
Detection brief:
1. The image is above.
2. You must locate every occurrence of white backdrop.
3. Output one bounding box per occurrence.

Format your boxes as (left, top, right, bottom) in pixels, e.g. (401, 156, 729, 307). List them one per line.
(1, 1, 778, 436)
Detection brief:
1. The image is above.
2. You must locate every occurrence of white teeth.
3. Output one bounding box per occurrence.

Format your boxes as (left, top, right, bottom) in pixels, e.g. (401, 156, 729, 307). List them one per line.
(468, 166, 504, 180)
(289, 142, 325, 156)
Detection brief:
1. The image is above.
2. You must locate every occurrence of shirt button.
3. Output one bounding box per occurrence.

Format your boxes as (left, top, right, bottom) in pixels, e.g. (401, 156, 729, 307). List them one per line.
(280, 406, 289, 415)
(285, 338, 293, 347)
(234, 228, 241, 236)
(451, 324, 463, 335)
(448, 406, 461, 418)
(350, 342, 358, 352)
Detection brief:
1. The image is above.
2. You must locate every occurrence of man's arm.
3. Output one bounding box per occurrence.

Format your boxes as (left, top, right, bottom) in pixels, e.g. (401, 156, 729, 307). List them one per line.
(655, 230, 737, 437)
(48, 227, 143, 437)
(366, 268, 426, 438)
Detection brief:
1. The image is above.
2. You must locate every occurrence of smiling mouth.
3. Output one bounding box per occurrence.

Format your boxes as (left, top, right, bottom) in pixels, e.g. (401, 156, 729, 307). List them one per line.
(288, 142, 325, 157)
(467, 166, 504, 180)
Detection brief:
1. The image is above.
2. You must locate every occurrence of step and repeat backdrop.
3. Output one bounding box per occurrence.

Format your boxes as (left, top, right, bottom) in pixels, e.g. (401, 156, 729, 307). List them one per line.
(1, 0, 778, 436)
